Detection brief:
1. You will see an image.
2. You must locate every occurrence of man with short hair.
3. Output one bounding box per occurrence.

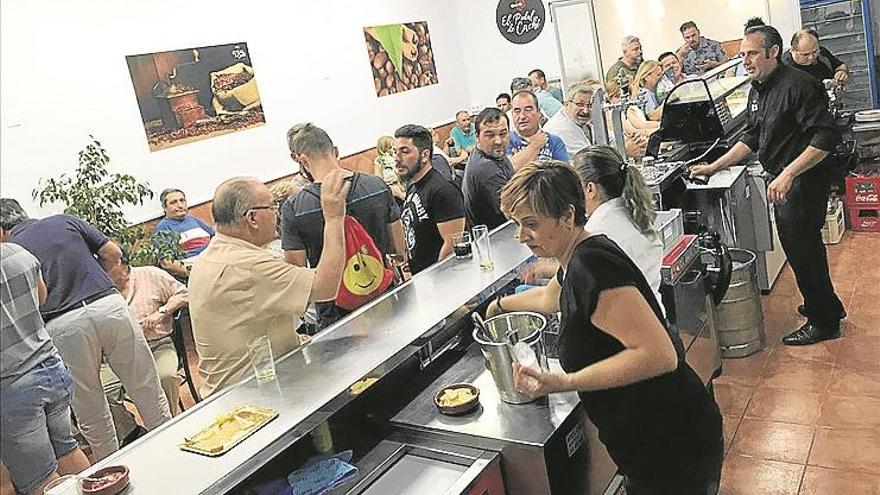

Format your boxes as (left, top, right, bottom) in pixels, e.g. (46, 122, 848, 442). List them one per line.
(605, 35, 643, 86)
(189, 174, 349, 396)
(783, 29, 849, 84)
(1, 241, 91, 495)
(1, 199, 171, 460)
(690, 25, 844, 346)
(281, 123, 404, 329)
(529, 68, 563, 103)
(543, 83, 596, 155)
(449, 111, 477, 154)
(511, 77, 561, 119)
(106, 250, 188, 416)
(677, 21, 728, 75)
(395, 125, 466, 275)
(463, 108, 516, 230)
(154, 188, 215, 280)
(656, 52, 689, 101)
(495, 93, 511, 112)
(507, 91, 571, 169)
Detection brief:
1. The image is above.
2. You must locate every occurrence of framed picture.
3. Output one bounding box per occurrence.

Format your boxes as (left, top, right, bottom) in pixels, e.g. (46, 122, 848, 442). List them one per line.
(364, 21, 438, 97)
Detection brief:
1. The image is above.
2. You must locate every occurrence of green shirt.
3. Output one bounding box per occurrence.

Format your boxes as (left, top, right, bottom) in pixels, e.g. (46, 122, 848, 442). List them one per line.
(450, 124, 477, 152)
(605, 58, 639, 86)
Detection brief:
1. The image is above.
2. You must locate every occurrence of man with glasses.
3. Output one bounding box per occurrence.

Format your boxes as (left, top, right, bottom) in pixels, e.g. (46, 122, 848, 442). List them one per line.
(783, 29, 849, 85)
(188, 175, 349, 397)
(281, 123, 405, 329)
(543, 83, 598, 155)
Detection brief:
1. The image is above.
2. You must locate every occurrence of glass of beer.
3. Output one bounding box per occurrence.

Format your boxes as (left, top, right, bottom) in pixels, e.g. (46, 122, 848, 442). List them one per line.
(247, 335, 277, 383)
(452, 231, 473, 259)
(472, 225, 494, 271)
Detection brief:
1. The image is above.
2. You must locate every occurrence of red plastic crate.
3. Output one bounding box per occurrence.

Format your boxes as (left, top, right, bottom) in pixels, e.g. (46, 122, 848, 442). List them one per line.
(845, 175, 880, 207)
(848, 206, 880, 232)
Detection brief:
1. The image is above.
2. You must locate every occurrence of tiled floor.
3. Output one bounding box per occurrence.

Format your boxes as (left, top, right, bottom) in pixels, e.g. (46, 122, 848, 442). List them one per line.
(717, 232, 880, 495)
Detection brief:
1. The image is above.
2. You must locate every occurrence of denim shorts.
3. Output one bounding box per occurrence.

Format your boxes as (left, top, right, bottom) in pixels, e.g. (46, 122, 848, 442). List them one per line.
(0, 355, 79, 494)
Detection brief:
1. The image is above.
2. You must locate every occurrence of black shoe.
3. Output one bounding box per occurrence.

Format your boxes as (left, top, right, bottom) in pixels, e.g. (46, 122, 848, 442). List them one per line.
(797, 305, 846, 320)
(120, 425, 147, 447)
(782, 323, 841, 346)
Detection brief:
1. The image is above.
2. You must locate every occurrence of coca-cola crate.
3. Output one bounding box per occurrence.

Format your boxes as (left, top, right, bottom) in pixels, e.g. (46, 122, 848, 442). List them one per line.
(845, 175, 880, 207)
(848, 205, 880, 233)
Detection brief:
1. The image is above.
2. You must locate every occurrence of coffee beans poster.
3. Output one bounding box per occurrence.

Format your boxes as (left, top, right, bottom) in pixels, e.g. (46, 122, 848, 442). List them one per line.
(125, 42, 265, 152)
(364, 22, 438, 97)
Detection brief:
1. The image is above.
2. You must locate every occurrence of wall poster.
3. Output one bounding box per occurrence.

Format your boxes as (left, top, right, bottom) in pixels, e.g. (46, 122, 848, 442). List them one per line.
(364, 21, 438, 97)
(125, 42, 265, 152)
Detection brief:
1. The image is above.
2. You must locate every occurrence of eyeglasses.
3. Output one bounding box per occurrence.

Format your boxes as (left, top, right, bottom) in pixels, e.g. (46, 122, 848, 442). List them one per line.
(569, 101, 592, 110)
(244, 204, 279, 216)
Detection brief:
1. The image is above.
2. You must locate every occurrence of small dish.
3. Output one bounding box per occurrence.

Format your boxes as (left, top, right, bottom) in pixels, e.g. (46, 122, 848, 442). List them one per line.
(434, 383, 480, 415)
(80, 465, 129, 495)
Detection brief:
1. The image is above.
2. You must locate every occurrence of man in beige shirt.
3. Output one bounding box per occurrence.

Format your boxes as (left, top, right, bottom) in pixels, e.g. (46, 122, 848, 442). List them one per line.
(188, 174, 349, 397)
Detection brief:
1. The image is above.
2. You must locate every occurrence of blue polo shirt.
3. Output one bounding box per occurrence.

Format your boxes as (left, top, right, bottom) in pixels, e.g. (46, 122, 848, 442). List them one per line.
(10, 215, 114, 319)
(507, 131, 571, 162)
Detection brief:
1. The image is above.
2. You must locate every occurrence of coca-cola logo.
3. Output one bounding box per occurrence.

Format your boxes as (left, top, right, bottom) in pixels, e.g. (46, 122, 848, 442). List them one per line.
(496, 0, 545, 44)
(855, 193, 879, 203)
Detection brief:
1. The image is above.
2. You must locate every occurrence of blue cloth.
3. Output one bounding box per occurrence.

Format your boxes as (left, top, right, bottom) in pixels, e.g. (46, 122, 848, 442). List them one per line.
(548, 85, 564, 103)
(288, 451, 358, 495)
(507, 132, 571, 162)
(0, 355, 78, 495)
(535, 90, 562, 118)
(450, 124, 477, 152)
(10, 215, 114, 319)
(635, 87, 659, 115)
(154, 215, 215, 259)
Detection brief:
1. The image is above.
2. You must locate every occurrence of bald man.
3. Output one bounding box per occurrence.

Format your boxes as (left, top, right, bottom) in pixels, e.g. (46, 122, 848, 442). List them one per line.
(187, 174, 349, 396)
(782, 29, 849, 84)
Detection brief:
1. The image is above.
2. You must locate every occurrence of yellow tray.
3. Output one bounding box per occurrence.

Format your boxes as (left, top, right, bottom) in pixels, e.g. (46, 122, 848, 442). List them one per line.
(180, 405, 278, 457)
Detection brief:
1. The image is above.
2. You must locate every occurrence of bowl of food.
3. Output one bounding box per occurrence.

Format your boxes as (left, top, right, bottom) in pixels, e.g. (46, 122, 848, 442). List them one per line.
(80, 465, 129, 495)
(434, 383, 480, 415)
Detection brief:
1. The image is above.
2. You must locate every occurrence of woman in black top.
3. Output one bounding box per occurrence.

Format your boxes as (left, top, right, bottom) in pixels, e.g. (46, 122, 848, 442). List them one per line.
(488, 161, 723, 494)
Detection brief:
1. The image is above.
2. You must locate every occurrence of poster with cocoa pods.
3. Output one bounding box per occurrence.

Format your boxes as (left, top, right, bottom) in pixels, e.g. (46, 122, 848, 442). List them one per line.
(125, 42, 265, 152)
(365, 21, 438, 97)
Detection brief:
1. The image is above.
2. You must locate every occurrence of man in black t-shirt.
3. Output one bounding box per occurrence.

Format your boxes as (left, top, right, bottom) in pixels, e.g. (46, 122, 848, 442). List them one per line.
(782, 29, 849, 84)
(463, 108, 515, 229)
(394, 125, 465, 275)
(282, 123, 405, 327)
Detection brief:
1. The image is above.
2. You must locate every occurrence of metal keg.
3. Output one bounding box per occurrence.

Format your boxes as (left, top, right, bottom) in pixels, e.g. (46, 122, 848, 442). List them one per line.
(473, 312, 548, 404)
(714, 248, 765, 358)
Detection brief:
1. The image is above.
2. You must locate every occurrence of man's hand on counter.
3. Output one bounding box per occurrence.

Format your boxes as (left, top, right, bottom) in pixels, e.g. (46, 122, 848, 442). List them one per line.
(688, 161, 719, 178)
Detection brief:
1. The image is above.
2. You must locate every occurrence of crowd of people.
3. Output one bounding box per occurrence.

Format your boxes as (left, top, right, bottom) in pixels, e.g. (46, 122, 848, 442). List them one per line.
(0, 17, 849, 495)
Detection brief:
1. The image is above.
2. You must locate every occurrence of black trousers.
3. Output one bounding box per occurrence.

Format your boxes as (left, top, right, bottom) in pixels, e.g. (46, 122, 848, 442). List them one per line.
(623, 444, 723, 495)
(772, 170, 844, 329)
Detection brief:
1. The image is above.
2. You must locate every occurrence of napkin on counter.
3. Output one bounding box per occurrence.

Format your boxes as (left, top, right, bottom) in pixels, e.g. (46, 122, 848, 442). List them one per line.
(288, 451, 358, 495)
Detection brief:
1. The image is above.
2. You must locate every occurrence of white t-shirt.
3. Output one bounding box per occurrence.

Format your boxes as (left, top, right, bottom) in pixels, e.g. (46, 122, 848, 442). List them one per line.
(543, 109, 592, 156)
(585, 197, 665, 316)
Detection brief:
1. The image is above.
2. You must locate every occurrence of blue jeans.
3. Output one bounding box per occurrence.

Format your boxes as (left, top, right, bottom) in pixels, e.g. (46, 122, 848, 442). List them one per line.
(0, 355, 78, 494)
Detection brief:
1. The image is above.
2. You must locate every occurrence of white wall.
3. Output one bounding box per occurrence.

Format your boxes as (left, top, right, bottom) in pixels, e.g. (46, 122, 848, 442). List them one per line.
(0, 0, 476, 223)
(453, 0, 562, 110)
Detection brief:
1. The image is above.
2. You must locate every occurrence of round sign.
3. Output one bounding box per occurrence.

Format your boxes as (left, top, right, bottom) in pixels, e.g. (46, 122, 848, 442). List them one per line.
(496, 0, 546, 45)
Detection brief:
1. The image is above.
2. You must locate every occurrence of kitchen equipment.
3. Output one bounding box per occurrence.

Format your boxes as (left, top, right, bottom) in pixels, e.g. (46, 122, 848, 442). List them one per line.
(473, 312, 548, 404)
(714, 249, 766, 358)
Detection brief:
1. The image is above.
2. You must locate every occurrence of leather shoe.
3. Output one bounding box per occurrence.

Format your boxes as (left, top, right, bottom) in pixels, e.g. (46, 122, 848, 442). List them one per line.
(782, 322, 841, 346)
(797, 305, 846, 320)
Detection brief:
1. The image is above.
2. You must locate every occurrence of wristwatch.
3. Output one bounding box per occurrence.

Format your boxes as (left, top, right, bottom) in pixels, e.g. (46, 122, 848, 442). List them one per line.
(158, 306, 168, 315)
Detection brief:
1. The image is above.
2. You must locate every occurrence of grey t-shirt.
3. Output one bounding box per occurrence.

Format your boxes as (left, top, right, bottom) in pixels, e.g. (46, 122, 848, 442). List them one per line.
(462, 149, 515, 229)
(1, 243, 58, 387)
(281, 172, 401, 267)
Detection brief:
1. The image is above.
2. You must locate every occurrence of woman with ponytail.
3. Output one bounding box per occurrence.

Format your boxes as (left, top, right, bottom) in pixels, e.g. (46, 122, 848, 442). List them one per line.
(572, 146, 664, 312)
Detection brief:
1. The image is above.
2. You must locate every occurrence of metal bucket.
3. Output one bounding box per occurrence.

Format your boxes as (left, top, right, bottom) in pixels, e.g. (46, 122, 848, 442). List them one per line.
(714, 248, 765, 358)
(473, 312, 548, 404)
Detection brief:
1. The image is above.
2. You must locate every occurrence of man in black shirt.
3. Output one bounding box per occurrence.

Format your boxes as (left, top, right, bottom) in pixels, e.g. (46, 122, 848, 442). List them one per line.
(782, 29, 849, 84)
(394, 125, 466, 275)
(282, 123, 405, 327)
(691, 25, 845, 346)
(462, 108, 515, 229)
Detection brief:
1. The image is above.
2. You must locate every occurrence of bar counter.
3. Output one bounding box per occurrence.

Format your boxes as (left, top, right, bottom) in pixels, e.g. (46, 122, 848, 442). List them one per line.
(82, 222, 533, 494)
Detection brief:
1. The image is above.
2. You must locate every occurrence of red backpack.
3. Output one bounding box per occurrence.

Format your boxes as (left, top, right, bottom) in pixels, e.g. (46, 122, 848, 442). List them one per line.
(324, 174, 395, 310)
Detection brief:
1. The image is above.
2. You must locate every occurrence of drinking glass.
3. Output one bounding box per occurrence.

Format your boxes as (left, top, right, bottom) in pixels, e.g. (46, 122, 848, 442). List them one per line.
(472, 225, 494, 271)
(452, 231, 473, 259)
(247, 335, 277, 383)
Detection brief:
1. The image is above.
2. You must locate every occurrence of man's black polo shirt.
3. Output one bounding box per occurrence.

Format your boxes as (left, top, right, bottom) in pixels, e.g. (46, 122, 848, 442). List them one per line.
(739, 63, 839, 177)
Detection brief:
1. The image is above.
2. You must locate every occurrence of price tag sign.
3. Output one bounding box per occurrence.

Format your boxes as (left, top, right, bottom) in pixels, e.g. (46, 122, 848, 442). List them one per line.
(496, 0, 545, 45)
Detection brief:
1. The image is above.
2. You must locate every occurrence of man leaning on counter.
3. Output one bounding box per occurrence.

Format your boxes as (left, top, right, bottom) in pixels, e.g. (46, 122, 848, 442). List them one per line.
(188, 173, 349, 397)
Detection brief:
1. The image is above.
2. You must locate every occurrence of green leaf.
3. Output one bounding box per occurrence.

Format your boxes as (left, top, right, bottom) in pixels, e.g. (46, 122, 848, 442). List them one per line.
(372, 24, 404, 76)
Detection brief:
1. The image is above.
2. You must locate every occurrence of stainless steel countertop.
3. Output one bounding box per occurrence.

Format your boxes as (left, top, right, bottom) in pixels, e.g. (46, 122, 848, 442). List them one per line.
(391, 346, 581, 449)
(84, 222, 533, 494)
(686, 165, 746, 191)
